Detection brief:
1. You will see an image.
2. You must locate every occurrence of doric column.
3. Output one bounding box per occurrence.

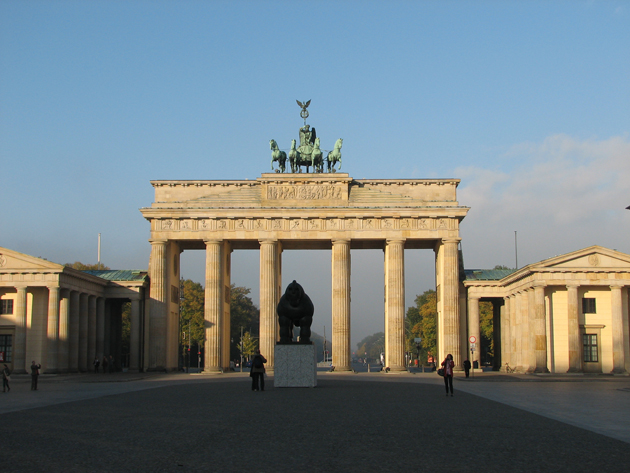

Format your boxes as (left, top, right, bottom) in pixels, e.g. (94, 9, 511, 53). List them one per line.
(87, 295, 97, 368)
(441, 238, 461, 368)
(514, 292, 523, 370)
(79, 293, 89, 372)
(467, 296, 481, 368)
(501, 296, 511, 370)
(130, 297, 141, 371)
(610, 285, 626, 374)
(148, 239, 167, 370)
(45, 285, 60, 373)
(259, 240, 280, 369)
(524, 289, 535, 372)
(533, 283, 548, 373)
(69, 291, 80, 372)
(332, 239, 351, 371)
(510, 294, 517, 367)
(57, 290, 70, 373)
(204, 240, 223, 373)
(566, 284, 582, 373)
(13, 285, 27, 374)
(96, 297, 105, 361)
(384, 239, 405, 371)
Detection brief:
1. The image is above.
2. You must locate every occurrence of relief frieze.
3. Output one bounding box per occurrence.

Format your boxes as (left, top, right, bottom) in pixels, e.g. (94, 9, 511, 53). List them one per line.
(267, 184, 343, 200)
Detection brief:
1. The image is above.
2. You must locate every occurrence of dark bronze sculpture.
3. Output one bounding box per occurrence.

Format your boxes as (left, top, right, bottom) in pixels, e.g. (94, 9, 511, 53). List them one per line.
(277, 280, 314, 344)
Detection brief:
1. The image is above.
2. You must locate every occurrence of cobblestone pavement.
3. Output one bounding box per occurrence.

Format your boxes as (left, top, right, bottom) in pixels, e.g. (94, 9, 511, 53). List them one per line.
(1, 371, 629, 472)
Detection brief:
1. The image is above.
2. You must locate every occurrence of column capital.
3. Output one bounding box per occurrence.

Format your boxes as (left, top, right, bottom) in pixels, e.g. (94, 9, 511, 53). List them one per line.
(149, 239, 168, 245)
(258, 239, 279, 245)
(385, 238, 405, 245)
(566, 283, 580, 289)
(532, 281, 547, 288)
(332, 239, 351, 245)
(204, 239, 223, 245)
(609, 284, 624, 290)
(46, 284, 60, 291)
(441, 238, 461, 244)
(468, 295, 481, 301)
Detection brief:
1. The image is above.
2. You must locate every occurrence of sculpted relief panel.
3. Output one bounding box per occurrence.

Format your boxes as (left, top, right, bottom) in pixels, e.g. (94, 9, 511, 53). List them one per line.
(154, 216, 457, 234)
(266, 184, 343, 201)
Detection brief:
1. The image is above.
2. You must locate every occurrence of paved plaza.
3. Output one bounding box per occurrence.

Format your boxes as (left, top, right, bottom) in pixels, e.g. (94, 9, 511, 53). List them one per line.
(1, 371, 629, 472)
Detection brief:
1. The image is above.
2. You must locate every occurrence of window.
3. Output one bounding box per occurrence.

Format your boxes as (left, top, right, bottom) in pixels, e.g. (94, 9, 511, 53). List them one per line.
(582, 298, 596, 314)
(0, 300, 14, 315)
(0, 334, 12, 362)
(583, 334, 598, 362)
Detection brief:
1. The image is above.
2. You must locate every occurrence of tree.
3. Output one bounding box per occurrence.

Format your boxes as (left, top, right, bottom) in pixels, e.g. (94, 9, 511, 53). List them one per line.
(240, 331, 257, 360)
(479, 301, 494, 363)
(180, 279, 206, 364)
(65, 262, 110, 270)
(493, 265, 512, 270)
(356, 332, 385, 362)
(230, 285, 260, 360)
(405, 289, 437, 365)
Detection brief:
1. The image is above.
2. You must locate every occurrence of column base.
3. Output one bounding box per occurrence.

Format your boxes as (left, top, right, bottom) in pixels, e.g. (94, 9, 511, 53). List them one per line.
(274, 344, 317, 387)
(385, 365, 406, 373)
(202, 368, 222, 374)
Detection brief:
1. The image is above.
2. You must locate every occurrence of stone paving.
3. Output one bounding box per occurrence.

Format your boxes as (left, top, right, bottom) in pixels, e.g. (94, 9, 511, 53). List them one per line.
(1, 371, 629, 472)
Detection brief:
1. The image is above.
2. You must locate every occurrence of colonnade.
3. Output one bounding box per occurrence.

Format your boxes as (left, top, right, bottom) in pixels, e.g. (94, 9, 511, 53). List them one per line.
(148, 236, 463, 373)
(468, 283, 627, 373)
(6, 284, 143, 374)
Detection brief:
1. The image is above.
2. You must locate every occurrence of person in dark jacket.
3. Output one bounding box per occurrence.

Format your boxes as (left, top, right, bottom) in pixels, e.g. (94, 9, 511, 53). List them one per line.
(250, 349, 267, 392)
(2, 364, 10, 392)
(441, 354, 454, 396)
(30, 360, 41, 390)
(463, 358, 471, 378)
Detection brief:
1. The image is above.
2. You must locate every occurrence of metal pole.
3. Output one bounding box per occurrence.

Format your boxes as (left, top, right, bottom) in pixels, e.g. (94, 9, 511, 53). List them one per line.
(97, 233, 101, 269)
(240, 326, 243, 372)
(514, 231, 518, 269)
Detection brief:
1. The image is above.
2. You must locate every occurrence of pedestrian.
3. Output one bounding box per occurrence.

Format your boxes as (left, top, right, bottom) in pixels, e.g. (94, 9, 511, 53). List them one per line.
(93, 357, 100, 373)
(30, 360, 41, 391)
(2, 364, 10, 392)
(441, 354, 454, 397)
(463, 358, 471, 378)
(102, 356, 108, 374)
(250, 349, 267, 392)
(109, 355, 115, 373)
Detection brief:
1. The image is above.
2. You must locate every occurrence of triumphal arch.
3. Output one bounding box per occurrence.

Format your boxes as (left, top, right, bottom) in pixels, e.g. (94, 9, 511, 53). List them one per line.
(141, 173, 469, 372)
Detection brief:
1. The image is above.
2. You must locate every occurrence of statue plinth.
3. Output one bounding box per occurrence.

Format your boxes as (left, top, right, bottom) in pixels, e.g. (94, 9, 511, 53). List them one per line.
(274, 343, 317, 388)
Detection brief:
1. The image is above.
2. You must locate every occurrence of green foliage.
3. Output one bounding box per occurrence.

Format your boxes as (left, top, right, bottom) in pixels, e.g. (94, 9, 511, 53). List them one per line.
(356, 332, 385, 361)
(493, 265, 512, 270)
(479, 301, 494, 361)
(230, 285, 260, 360)
(405, 289, 437, 365)
(180, 279, 206, 355)
(240, 331, 257, 359)
(65, 261, 110, 270)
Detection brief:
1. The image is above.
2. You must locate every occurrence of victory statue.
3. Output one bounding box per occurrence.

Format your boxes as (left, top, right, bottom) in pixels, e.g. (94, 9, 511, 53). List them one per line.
(270, 100, 342, 174)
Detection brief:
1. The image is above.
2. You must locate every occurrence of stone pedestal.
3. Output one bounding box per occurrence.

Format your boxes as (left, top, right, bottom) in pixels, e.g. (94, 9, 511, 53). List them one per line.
(274, 344, 317, 388)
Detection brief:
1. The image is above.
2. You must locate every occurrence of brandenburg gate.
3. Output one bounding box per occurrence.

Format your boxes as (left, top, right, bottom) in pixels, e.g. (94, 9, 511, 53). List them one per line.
(140, 173, 469, 372)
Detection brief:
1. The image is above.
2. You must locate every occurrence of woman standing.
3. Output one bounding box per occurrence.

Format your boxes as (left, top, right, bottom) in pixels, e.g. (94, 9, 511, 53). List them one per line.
(442, 354, 454, 397)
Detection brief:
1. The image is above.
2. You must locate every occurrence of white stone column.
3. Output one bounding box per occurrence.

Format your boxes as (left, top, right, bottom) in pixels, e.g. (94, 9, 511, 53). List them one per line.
(533, 283, 548, 373)
(566, 284, 582, 373)
(130, 297, 141, 372)
(514, 292, 523, 370)
(441, 238, 461, 369)
(610, 285, 626, 374)
(79, 293, 89, 372)
(148, 239, 167, 370)
(384, 239, 405, 371)
(259, 240, 280, 369)
(13, 285, 27, 374)
(332, 239, 351, 371)
(525, 289, 536, 372)
(96, 297, 105, 361)
(501, 296, 511, 371)
(204, 240, 223, 373)
(45, 285, 60, 373)
(69, 291, 80, 372)
(87, 295, 97, 368)
(467, 296, 481, 368)
(57, 290, 70, 373)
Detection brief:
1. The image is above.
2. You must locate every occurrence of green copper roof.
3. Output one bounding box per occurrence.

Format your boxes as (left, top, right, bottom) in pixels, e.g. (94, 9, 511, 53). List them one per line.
(82, 270, 148, 282)
(464, 269, 516, 281)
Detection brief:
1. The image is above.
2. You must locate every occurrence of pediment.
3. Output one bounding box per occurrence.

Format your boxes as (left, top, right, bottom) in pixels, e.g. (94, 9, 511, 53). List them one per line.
(0, 247, 64, 271)
(538, 246, 630, 269)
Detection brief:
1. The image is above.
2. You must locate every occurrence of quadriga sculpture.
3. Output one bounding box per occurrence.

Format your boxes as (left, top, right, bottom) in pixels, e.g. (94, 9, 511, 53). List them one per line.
(270, 139, 287, 173)
(327, 138, 343, 173)
(277, 280, 314, 344)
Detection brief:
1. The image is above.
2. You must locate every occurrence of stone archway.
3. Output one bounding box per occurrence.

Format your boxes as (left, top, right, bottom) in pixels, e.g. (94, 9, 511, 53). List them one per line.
(141, 173, 469, 372)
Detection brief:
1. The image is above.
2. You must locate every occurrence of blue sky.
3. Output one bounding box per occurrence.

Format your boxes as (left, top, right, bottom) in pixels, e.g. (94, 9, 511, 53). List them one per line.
(1, 1, 629, 346)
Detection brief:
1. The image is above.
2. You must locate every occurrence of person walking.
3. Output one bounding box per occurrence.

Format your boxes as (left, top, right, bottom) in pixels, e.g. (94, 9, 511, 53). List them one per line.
(93, 357, 100, 373)
(442, 354, 454, 397)
(30, 360, 41, 391)
(463, 358, 471, 378)
(2, 364, 10, 392)
(250, 349, 267, 392)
